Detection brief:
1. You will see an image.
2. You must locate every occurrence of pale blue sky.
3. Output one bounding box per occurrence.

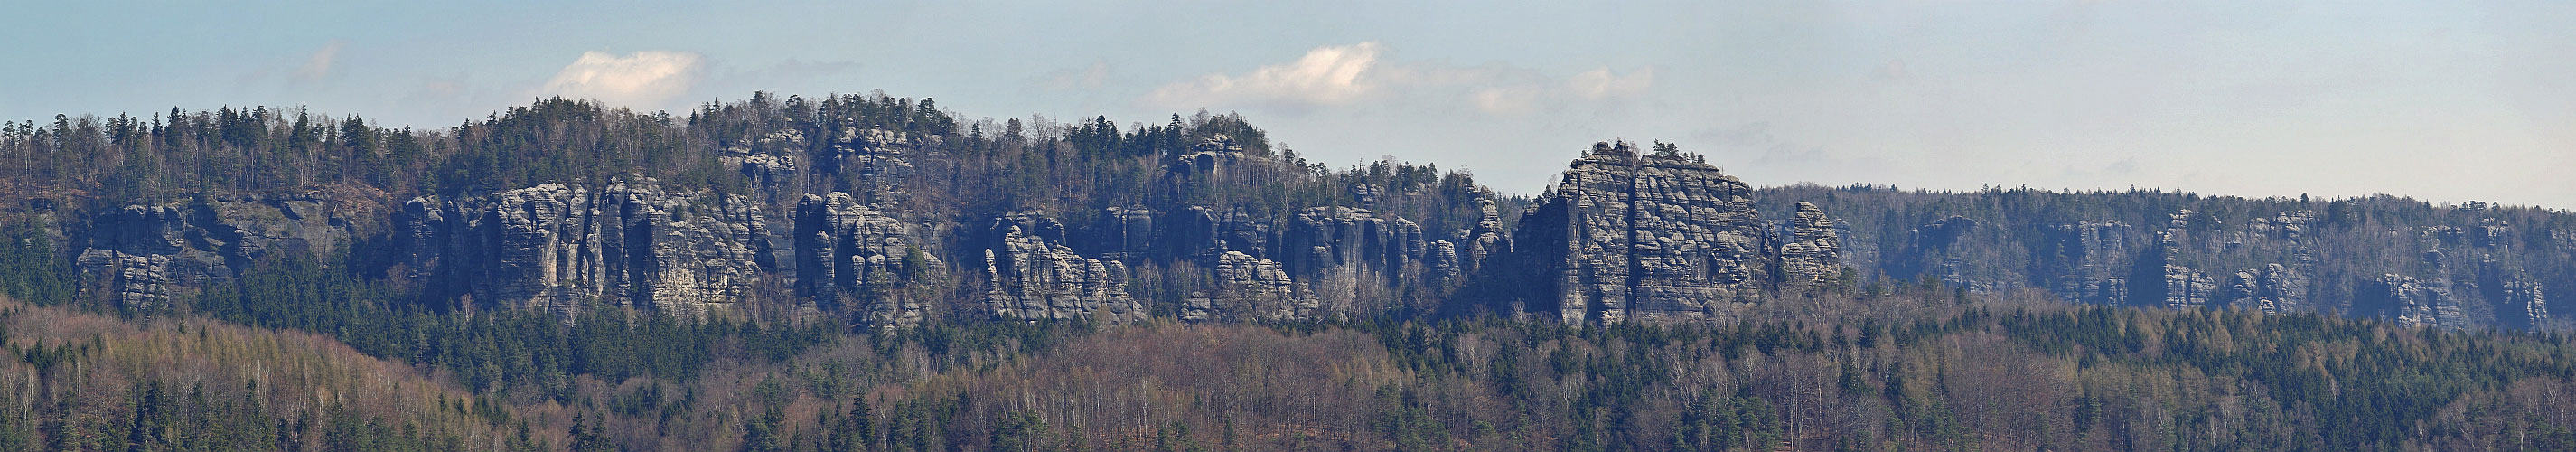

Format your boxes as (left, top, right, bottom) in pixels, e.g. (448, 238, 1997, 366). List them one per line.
(5, 1, 2571, 208)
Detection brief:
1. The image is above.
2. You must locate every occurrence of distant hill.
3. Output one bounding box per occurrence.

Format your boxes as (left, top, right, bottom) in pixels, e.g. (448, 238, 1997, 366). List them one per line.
(0, 94, 2571, 449)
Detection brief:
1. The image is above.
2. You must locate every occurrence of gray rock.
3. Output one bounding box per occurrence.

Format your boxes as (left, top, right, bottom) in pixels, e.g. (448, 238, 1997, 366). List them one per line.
(75, 195, 355, 313)
(1166, 205, 1270, 259)
(981, 212, 1145, 324)
(829, 127, 923, 206)
(1093, 207, 1157, 262)
(1457, 199, 1509, 277)
(2225, 263, 2305, 313)
(2376, 274, 2468, 329)
(1775, 202, 1846, 289)
(795, 193, 935, 329)
(2158, 264, 2216, 310)
(397, 180, 767, 319)
(1350, 184, 1382, 210)
(1184, 251, 1311, 322)
(1513, 141, 1770, 324)
(2050, 220, 2133, 305)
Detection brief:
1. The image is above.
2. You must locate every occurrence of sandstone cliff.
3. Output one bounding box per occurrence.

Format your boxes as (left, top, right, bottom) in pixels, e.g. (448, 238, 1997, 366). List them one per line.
(77, 195, 356, 314)
(1512, 141, 1772, 324)
(396, 180, 768, 319)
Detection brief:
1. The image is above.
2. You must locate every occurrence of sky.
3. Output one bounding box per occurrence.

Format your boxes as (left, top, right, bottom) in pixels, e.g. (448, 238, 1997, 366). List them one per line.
(5, 1, 2571, 209)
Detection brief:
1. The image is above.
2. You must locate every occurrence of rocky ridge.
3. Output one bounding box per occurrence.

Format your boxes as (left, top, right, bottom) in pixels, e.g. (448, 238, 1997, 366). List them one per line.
(1512, 141, 1787, 324)
(77, 195, 356, 314)
(396, 180, 769, 319)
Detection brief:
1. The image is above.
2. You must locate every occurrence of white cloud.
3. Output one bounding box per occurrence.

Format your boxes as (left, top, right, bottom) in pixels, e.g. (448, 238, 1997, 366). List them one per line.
(294, 40, 345, 82)
(1145, 42, 1654, 118)
(1147, 42, 1382, 109)
(1567, 67, 1653, 99)
(1462, 66, 1655, 116)
(539, 51, 704, 110)
(1471, 86, 1541, 115)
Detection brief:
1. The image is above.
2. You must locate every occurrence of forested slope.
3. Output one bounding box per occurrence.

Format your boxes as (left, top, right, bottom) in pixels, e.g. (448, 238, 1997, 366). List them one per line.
(0, 93, 2570, 450)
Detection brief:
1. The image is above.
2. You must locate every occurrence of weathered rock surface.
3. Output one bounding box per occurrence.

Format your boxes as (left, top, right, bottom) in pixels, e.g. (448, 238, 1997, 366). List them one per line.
(1281, 207, 1423, 281)
(2376, 274, 2467, 329)
(1163, 137, 1254, 186)
(1456, 199, 1509, 277)
(2225, 264, 2306, 313)
(76, 196, 355, 313)
(981, 212, 1146, 324)
(1513, 141, 1770, 324)
(2047, 220, 2134, 305)
(1775, 202, 1845, 289)
(2505, 278, 2548, 325)
(2157, 264, 2218, 310)
(1091, 207, 1157, 262)
(1164, 205, 1271, 259)
(795, 193, 935, 328)
(397, 181, 768, 319)
(1184, 250, 1312, 322)
(827, 127, 925, 206)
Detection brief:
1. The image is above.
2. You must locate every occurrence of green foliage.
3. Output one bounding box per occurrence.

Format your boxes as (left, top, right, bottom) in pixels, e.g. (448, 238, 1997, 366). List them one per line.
(0, 221, 70, 306)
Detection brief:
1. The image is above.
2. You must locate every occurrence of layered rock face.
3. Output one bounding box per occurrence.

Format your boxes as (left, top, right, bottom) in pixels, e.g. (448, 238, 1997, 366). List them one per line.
(2156, 263, 2219, 310)
(2225, 264, 2306, 314)
(1456, 199, 1509, 277)
(1184, 251, 1311, 322)
(1092, 207, 1157, 262)
(76, 196, 355, 313)
(980, 212, 1146, 324)
(1775, 202, 1845, 289)
(1161, 206, 1273, 259)
(2376, 274, 2467, 329)
(721, 129, 802, 199)
(829, 127, 923, 207)
(2047, 221, 2133, 305)
(1513, 142, 1771, 324)
(1163, 137, 1255, 187)
(795, 193, 934, 328)
(397, 181, 769, 319)
(1281, 207, 1427, 294)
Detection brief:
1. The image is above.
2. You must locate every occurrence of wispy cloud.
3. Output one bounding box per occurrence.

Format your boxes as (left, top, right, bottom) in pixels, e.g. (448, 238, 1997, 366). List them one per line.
(539, 51, 704, 110)
(294, 40, 346, 82)
(1146, 42, 1653, 117)
(1567, 67, 1653, 100)
(1146, 42, 1383, 109)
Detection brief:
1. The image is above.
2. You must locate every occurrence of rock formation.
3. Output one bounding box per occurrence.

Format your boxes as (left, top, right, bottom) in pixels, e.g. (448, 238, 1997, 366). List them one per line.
(1513, 141, 1771, 324)
(2047, 220, 2133, 305)
(396, 181, 768, 319)
(2157, 264, 2217, 310)
(76, 196, 355, 313)
(2377, 274, 2467, 329)
(827, 127, 924, 207)
(981, 212, 1146, 324)
(1775, 202, 1846, 289)
(2223, 264, 2306, 313)
(1184, 251, 1311, 322)
(794, 193, 935, 329)
(1092, 207, 1157, 262)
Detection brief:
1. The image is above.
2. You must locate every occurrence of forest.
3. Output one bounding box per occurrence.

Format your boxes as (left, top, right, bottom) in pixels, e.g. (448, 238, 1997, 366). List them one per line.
(0, 92, 2570, 450)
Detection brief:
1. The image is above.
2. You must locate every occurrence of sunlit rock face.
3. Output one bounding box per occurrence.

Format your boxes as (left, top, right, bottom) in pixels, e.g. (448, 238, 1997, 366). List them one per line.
(980, 212, 1146, 325)
(397, 180, 769, 319)
(1513, 141, 1771, 324)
